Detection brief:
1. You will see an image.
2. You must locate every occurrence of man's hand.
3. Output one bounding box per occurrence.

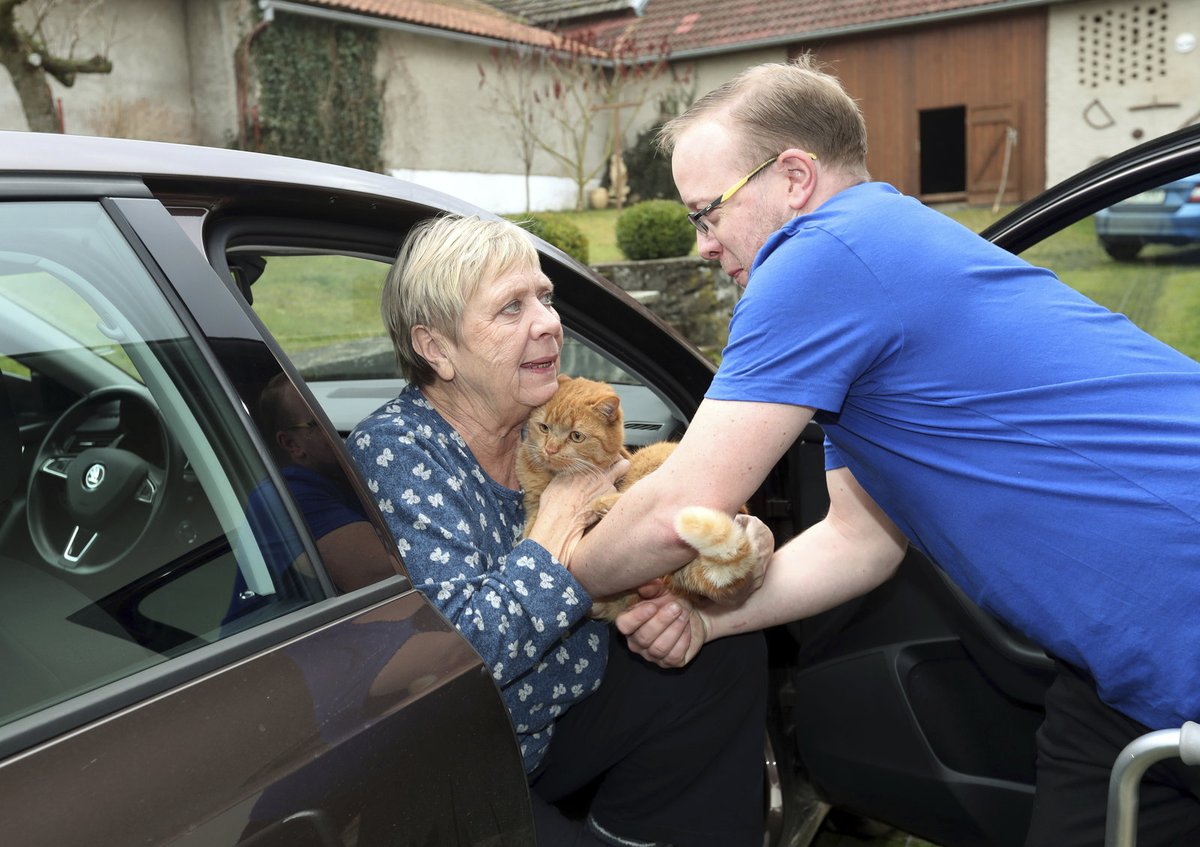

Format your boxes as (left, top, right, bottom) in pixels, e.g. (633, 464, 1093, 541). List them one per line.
(724, 512, 773, 604)
(615, 582, 711, 668)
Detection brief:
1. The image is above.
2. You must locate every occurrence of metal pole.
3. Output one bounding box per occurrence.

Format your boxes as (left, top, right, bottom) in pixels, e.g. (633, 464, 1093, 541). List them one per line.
(1105, 721, 1200, 847)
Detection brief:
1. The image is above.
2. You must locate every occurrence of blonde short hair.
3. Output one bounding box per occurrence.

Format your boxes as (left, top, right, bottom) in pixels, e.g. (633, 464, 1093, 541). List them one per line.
(382, 214, 540, 385)
(658, 55, 869, 181)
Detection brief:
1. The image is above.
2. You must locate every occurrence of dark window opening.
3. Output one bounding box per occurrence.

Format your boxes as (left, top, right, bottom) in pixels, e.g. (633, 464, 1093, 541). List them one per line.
(919, 106, 966, 196)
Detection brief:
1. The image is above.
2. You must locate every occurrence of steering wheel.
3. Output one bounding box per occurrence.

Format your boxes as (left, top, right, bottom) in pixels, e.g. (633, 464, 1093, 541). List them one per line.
(27, 385, 175, 573)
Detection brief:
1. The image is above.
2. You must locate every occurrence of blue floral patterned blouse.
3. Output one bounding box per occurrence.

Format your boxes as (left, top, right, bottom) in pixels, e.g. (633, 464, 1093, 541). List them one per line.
(347, 383, 607, 771)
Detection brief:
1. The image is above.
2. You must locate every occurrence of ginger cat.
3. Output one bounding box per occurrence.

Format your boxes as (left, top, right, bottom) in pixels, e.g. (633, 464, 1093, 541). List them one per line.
(516, 374, 758, 621)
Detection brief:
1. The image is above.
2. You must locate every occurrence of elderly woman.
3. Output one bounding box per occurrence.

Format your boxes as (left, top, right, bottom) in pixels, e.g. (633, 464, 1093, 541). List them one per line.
(348, 214, 770, 847)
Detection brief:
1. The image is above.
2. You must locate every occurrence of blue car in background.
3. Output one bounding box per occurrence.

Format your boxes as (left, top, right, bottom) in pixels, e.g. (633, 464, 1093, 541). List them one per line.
(1094, 172, 1200, 260)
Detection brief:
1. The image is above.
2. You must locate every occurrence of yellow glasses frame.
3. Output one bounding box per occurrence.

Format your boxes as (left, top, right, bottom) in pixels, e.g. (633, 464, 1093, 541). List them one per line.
(687, 152, 818, 235)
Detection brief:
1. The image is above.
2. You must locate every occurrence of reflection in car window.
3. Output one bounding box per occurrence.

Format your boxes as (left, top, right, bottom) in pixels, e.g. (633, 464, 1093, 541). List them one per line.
(0, 265, 140, 378)
(247, 251, 643, 385)
(0, 202, 323, 728)
(1025, 191, 1200, 362)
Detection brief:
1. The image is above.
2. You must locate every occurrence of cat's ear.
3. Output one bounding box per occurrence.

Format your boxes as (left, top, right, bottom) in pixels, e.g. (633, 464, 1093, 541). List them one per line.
(556, 374, 572, 386)
(595, 392, 622, 423)
(411, 325, 455, 381)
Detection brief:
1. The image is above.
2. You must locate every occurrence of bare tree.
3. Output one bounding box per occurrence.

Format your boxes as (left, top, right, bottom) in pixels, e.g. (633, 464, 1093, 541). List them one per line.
(480, 32, 674, 212)
(479, 44, 544, 215)
(544, 33, 673, 211)
(0, 0, 112, 133)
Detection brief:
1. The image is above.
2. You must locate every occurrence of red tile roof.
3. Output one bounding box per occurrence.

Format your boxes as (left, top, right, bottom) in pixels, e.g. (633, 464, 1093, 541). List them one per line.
(488, 0, 640, 25)
(555, 0, 1064, 58)
(288, 0, 576, 50)
(284, 0, 1065, 57)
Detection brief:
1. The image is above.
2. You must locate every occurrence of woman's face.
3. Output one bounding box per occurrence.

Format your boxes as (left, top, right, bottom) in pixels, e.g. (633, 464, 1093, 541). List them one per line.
(450, 261, 563, 417)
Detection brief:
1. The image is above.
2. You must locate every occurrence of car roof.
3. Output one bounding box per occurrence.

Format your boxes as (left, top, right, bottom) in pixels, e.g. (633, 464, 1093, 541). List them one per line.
(0, 130, 483, 215)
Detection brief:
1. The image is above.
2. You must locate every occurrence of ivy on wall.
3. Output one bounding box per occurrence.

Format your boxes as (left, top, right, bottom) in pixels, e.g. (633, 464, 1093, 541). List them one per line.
(251, 15, 383, 172)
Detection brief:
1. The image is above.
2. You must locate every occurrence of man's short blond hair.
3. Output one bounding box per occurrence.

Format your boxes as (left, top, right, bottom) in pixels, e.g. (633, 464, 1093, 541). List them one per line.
(382, 214, 540, 385)
(658, 55, 869, 181)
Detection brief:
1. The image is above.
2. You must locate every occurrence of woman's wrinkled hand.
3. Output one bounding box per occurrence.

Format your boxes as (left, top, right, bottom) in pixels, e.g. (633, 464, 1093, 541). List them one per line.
(615, 581, 710, 669)
(526, 457, 630, 564)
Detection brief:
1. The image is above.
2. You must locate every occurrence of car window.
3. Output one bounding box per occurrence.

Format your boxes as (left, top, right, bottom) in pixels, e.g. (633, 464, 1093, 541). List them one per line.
(243, 250, 657, 434)
(1023, 179, 1200, 362)
(0, 202, 325, 728)
(250, 254, 392, 381)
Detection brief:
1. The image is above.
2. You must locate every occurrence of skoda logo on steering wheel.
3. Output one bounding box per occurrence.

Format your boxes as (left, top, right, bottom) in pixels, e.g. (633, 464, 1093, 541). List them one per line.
(83, 462, 106, 491)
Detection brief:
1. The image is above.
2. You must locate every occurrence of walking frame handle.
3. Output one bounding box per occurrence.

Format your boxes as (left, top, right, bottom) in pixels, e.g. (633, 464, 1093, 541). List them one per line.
(1104, 720, 1200, 847)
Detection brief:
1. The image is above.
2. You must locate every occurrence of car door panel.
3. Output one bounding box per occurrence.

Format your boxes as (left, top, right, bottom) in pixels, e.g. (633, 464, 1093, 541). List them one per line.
(0, 592, 532, 847)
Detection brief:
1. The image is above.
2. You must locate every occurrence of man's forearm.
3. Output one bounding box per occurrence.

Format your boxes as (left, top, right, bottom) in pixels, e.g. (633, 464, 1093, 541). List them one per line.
(569, 398, 815, 598)
(706, 515, 906, 639)
(569, 475, 696, 597)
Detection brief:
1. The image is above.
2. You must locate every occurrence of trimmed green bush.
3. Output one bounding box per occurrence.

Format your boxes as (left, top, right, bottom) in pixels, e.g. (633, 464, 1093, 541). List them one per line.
(615, 200, 694, 260)
(508, 213, 590, 265)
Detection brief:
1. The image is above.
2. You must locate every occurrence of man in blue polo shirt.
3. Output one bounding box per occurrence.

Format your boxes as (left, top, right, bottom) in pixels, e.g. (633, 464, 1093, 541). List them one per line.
(568, 58, 1200, 846)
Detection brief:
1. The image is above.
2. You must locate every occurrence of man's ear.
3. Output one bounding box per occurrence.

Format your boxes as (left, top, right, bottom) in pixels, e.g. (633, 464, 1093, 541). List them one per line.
(412, 325, 455, 381)
(780, 148, 819, 212)
(276, 429, 305, 462)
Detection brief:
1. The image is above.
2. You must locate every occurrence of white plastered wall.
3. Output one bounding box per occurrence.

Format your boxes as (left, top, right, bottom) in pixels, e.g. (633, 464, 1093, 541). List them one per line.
(1047, 0, 1200, 187)
(377, 29, 690, 215)
(375, 29, 588, 215)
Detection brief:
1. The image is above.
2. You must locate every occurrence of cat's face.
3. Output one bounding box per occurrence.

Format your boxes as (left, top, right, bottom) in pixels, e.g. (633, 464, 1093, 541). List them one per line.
(523, 377, 625, 474)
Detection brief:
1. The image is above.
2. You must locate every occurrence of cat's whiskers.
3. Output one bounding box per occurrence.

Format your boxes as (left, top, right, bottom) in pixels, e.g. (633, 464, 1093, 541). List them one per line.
(559, 455, 608, 477)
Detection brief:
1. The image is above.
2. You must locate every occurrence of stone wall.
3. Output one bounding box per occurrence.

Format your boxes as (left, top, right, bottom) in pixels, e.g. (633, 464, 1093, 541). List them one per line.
(590, 256, 740, 358)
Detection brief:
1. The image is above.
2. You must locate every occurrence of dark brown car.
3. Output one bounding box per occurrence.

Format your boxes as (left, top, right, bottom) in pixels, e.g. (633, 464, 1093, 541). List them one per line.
(2, 124, 1199, 847)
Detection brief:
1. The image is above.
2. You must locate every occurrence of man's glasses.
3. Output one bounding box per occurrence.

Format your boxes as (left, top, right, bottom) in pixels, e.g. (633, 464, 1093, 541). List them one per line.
(687, 152, 818, 236)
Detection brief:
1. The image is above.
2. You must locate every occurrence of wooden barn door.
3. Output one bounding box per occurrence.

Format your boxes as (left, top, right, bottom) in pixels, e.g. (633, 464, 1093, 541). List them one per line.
(967, 104, 1021, 208)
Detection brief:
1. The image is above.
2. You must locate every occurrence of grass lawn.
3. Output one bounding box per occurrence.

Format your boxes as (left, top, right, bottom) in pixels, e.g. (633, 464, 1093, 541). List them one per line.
(557, 208, 624, 264)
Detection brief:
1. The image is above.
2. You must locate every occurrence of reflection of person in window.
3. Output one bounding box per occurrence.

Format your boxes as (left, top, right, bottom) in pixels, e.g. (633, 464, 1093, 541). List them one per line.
(227, 375, 399, 623)
(258, 372, 400, 592)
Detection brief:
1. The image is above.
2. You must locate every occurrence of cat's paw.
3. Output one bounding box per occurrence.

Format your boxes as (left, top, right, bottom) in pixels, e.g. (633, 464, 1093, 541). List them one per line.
(590, 491, 621, 519)
(589, 593, 635, 622)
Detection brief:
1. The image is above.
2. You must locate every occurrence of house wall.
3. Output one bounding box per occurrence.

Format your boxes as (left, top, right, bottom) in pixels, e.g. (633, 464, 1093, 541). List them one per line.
(0, 0, 241, 143)
(185, 0, 243, 148)
(376, 29, 588, 213)
(794, 8, 1047, 204)
(683, 46, 787, 107)
(1046, 0, 1200, 187)
(0, 0, 588, 213)
(376, 29, 714, 214)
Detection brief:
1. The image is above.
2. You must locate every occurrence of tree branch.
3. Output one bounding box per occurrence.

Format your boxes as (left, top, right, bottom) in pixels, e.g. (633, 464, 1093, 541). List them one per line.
(41, 51, 111, 86)
(2, 0, 113, 131)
